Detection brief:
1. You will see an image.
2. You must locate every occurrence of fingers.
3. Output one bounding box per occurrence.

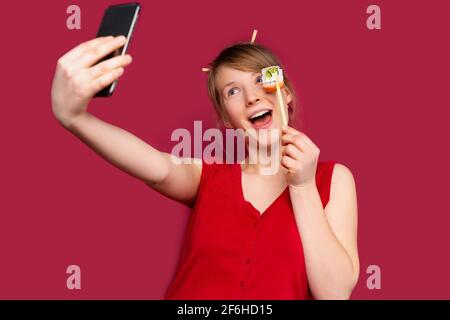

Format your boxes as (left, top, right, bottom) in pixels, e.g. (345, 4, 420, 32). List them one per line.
(74, 35, 128, 69)
(281, 154, 296, 170)
(282, 126, 317, 149)
(282, 125, 300, 135)
(88, 68, 125, 96)
(282, 144, 303, 160)
(281, 133, 308, 152)
(87, 54, 133, 80)
(60, 36, 113, 62)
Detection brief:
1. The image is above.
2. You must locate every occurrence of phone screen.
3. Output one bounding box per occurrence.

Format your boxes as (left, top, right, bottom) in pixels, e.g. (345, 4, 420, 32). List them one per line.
(94, 3, 140, 97)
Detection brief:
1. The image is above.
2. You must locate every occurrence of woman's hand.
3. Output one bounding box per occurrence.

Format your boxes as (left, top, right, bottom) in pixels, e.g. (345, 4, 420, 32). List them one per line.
(281, 126, 320, 189)
(51, 35, 133, 128)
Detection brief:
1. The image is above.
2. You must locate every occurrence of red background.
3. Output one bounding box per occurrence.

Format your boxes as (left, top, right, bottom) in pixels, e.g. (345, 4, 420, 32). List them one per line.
(1, 0, 449, 299)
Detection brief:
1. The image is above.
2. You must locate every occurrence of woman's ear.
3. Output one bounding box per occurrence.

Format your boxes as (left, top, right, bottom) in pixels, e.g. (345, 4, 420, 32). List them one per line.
(223, 120, 233, 128)
(221, 113, 233, 128)
(283, 86, 292, 105)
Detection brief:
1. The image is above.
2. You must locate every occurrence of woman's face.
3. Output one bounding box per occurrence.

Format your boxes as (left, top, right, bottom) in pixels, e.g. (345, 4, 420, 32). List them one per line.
(215, 65, 292, 147)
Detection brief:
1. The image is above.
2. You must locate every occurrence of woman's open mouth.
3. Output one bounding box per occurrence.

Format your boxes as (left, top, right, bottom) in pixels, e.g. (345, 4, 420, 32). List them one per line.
(249, 109, 273, 129)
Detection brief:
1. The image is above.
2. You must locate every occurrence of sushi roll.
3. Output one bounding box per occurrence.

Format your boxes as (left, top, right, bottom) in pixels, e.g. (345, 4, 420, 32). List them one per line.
(261, 66, 284, 92)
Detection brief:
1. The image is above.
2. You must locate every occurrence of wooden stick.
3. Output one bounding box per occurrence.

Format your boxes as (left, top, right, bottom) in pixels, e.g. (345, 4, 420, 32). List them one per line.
(275, 74, 288, 127)
(250, 29, 258, 44)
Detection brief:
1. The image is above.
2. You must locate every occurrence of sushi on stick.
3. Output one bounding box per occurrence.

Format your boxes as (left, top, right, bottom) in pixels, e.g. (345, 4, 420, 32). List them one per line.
(261, 66, 288, 127)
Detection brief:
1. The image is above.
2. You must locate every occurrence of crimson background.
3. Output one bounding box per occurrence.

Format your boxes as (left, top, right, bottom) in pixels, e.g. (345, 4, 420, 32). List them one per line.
(1, 0, 449, 299)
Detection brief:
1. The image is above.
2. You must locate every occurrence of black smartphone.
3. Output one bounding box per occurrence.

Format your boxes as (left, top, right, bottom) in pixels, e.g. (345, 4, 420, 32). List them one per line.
(94, 2, 141, 97)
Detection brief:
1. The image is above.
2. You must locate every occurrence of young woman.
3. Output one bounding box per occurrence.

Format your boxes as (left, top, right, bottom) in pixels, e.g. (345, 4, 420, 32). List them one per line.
(51, 35, 359, 300)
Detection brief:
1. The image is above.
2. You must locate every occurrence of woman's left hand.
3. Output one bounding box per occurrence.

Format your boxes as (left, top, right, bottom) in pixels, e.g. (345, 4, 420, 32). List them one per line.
(281, 126, 320, 189)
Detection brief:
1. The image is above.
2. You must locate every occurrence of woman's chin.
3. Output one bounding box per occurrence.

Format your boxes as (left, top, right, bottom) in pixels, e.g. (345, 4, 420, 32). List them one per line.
(246, 128, 281, 148)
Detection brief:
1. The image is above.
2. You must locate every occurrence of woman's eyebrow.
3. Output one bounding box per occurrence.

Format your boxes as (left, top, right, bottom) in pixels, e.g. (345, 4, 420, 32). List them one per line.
(222, 73, 262, 92)
(223, 81, 236, 88)
(222, 81, 237, 94)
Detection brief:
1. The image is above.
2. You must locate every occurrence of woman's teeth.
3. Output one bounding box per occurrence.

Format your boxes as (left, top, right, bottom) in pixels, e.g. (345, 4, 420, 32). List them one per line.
(248, 110, 273, 128)
(249, 110, 272, 122)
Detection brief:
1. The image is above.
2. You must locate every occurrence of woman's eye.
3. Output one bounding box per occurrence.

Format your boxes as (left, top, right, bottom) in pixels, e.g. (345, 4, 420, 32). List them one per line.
(228, 88, 239, 96)
(256, 76, 263, 83)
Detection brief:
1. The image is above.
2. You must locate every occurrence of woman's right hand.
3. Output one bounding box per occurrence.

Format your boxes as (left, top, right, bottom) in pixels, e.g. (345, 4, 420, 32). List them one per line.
(51, 35, 133, 128)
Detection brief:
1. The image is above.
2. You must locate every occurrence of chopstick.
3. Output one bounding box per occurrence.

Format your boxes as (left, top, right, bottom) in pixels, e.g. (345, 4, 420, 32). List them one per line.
(250, 30, 258, 44)
(275, 73, 288, 127)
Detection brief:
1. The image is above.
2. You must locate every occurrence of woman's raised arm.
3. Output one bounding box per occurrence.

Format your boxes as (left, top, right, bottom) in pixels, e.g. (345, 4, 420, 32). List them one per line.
(51, 36, 201, 206)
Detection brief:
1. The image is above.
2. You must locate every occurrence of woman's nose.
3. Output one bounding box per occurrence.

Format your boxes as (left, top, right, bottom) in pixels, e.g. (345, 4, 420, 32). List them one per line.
(246, 96, 261, 107)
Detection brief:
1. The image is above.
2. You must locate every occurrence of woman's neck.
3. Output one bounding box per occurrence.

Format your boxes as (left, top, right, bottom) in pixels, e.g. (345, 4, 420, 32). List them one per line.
(240, 157, 288, 176)
(241, 138, 286, 175)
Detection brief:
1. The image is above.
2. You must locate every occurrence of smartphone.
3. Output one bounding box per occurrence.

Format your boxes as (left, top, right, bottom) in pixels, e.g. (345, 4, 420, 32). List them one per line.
(94, 2, 141, 97)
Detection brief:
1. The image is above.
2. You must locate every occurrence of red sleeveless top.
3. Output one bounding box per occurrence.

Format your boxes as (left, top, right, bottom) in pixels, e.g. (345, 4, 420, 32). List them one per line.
(165, 160, 337, 300)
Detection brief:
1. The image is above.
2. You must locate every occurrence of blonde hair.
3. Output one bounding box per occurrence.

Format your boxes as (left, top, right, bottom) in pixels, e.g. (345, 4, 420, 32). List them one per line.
(205, 42, 301, 129)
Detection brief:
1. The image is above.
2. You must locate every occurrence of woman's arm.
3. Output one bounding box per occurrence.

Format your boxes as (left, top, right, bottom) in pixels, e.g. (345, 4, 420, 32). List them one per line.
(63, 113, 201, 206)
(281, 126, 359, 299)
(52, 36, 201, 206)
(289, 163, 359, 300)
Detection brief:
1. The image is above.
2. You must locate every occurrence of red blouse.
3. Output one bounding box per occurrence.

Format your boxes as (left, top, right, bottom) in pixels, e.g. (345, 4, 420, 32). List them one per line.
(165, 160, 337, 300)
